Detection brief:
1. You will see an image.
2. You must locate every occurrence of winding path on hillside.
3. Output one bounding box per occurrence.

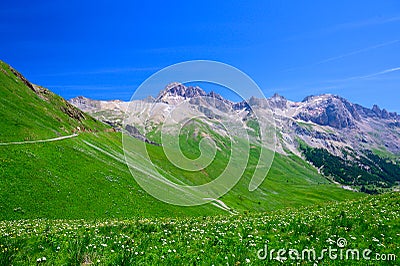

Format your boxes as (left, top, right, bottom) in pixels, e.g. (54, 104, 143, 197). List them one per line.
(0, 133, 78, 146)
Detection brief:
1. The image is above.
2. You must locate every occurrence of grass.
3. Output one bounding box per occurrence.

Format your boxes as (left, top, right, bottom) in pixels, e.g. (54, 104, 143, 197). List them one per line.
(372, 147, 400, 162)
(296, 121, 314, 131)
(0, 132, 223, 220)
(0, 124, 361, 220)
(0, 192, 398, 265)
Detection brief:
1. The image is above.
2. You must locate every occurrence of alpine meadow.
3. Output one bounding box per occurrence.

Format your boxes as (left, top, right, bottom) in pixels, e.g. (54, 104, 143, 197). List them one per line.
(1, 1, 400, 265)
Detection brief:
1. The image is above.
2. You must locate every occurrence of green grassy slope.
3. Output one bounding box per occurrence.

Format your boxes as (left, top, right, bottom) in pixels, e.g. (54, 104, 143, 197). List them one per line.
(0, 61, 107, 143)
(0, 129, 361, 220)
(0, 60, 362, 220)
(0, 132, 223, 220)
(143, 128, 362, 212)
(0, 192, 397, 265)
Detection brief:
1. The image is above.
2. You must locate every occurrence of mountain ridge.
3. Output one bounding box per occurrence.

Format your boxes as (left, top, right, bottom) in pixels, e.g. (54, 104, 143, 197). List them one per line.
(70, 83, 400, 123)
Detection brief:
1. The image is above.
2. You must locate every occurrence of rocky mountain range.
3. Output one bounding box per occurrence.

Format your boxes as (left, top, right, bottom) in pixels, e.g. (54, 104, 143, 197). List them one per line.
(69, 83, 400, 192)
(70, 83, 400, 152)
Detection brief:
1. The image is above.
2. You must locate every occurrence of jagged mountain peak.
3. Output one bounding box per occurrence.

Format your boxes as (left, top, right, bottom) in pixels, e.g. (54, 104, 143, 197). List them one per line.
(70, 95, 91, 102)
(295, 94, 361, 129)
(268, 93, 288, 109)
(271, 93, 286, 99)
(208, 90, 225, 100)
(371, 104, 392, 119)
(298, 94, 399, 122)
(69, 96, 100, 110)
(302, 93, 347, 103)
(355, 103, 399, 120)
(156, 83, 238, 108)
(156, 82, 207, 103)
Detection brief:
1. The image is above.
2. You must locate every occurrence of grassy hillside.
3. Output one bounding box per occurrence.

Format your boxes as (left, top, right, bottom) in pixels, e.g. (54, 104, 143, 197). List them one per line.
(0, 192, 398, 265)
(0, 61, 108, 143)
(0, 129, 362, 220)
(0, 132, 224, 220)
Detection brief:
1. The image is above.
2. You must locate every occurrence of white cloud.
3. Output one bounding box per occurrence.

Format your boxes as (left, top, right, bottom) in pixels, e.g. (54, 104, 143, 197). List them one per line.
(348, 67, 400, 80)
(315, 40, 399, 65)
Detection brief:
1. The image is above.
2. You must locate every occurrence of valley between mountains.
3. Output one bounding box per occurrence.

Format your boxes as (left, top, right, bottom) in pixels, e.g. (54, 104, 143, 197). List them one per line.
(0, 60, 399, 265)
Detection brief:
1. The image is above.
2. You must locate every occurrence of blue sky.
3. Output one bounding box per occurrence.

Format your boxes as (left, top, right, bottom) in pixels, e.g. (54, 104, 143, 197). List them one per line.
(1, 1, 399, 112)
